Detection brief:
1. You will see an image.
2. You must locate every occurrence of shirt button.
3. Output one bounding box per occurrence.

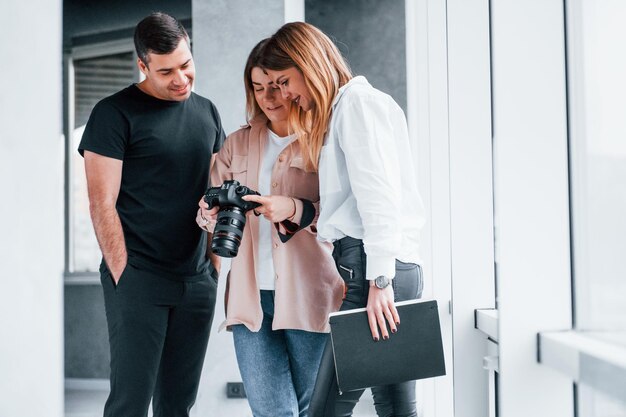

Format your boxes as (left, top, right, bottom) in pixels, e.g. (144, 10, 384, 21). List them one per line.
(272, 182, 278, 188)
(279, 155, 285, 162)
(275, 274, 279, 280)
(274, 243, 279, 249)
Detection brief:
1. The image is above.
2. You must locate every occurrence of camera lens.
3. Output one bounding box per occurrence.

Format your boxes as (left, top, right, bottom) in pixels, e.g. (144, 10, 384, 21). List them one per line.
(210, 207, 248, 258)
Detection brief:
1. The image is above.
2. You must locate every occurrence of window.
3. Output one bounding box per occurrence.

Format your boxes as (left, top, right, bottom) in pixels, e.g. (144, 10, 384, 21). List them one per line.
(567, 0, 626, 414)
(67, 50, 137, 274)
(568, 0, 626, 331)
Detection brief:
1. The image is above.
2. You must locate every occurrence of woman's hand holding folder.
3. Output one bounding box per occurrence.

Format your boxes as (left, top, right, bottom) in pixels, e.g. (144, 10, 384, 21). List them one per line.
(366, 284, 400, 341)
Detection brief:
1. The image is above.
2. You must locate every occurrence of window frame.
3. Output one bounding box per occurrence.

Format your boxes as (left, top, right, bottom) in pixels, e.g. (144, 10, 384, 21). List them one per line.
(63, 39, 138, 284)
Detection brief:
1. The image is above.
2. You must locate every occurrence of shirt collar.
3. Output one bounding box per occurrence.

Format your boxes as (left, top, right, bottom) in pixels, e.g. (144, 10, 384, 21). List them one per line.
(331, 75, 371, 108)
(246, 112, 269, 128)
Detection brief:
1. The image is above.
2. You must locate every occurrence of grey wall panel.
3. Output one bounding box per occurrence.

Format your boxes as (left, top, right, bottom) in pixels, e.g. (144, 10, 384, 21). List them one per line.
(65, 285, 110, 378)
(306, 0, 407, 112)
(193, 0, 286, 135)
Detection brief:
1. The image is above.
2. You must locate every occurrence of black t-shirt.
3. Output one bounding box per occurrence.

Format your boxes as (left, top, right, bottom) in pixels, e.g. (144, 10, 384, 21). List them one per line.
(79, 85, 225, 280)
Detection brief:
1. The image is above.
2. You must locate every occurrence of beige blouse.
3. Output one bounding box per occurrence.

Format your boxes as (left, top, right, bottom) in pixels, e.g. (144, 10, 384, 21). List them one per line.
(212, 114, 343, 333)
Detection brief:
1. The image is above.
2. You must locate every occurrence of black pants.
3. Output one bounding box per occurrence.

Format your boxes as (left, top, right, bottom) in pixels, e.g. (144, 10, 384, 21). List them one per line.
(309, 237, 423, 417)
(100, 263, 217, 417)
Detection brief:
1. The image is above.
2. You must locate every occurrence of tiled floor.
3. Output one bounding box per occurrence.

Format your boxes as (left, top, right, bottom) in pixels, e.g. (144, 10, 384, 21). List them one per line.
(65, 386, 377, 417)
(65, 388, 107, 417)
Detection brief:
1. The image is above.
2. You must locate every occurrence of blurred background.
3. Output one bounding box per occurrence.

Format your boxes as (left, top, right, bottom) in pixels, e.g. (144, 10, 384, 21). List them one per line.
(1, 0, 624, 416)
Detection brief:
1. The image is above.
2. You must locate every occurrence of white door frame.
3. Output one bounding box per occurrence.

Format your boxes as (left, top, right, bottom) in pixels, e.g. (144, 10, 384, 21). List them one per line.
(408, 1, 574, 416)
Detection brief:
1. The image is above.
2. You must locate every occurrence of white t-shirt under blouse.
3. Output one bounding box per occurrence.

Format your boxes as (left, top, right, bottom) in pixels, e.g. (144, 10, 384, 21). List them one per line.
(256, 129, 296, 290)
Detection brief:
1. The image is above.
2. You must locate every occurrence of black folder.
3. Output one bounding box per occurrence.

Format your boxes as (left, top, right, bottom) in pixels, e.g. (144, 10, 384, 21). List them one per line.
(329, 299, 446, 393)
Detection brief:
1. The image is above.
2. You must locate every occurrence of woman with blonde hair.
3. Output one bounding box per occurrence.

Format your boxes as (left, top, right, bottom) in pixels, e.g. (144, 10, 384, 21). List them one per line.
(258, 22, 426, 417)
(197, 39, 343, 417)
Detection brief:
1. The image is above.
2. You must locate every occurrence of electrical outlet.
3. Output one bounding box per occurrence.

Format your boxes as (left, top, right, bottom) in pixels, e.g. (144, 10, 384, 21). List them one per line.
(226, 382, 246, 398)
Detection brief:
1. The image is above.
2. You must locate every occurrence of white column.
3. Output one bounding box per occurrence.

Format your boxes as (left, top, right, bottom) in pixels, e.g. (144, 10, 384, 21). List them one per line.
(284, 0, 305, 22)
(446, 1, 496, 416)
(491, 1, 574, 416)
(0, 1, 64, 416)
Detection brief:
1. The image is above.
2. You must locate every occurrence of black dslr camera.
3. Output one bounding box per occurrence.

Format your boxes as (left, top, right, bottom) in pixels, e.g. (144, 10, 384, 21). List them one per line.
(204, 180, 261, 258)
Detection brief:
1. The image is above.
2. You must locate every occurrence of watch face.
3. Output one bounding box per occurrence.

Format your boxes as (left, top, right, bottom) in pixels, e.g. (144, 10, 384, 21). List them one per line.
(375, 275, 390, 289)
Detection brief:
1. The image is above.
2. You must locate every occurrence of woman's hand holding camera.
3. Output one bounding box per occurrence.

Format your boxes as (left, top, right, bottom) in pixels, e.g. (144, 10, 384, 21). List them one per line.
(242, 194, 297, 223)
(196, 193, 298, 233)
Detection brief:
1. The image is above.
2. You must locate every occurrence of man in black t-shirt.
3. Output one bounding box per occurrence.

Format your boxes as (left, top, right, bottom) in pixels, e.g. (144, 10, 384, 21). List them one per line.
(79, 13, 224, 417)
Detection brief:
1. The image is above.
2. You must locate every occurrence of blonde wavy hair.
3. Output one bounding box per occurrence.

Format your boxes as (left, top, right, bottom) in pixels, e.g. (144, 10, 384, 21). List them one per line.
(259, 22, 352, 172)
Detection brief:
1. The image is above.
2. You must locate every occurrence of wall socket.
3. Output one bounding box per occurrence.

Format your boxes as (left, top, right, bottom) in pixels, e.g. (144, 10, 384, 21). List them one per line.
(226, 382, 247, 398)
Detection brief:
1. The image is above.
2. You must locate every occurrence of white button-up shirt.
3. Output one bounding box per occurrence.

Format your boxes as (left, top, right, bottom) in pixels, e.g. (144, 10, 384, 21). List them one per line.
(317, 76, 426, 280)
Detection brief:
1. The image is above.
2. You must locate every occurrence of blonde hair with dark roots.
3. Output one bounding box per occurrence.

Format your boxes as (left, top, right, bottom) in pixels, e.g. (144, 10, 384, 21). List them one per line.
(243, 39, 269, 122)
(259, 22, 352, 171)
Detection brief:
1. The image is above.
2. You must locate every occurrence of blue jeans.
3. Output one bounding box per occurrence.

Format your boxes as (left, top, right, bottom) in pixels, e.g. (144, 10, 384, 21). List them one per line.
(232, 290, 329, 417)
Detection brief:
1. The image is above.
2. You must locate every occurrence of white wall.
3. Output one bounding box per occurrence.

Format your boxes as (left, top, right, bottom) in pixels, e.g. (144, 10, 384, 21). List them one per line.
(0, 1, 65, 416)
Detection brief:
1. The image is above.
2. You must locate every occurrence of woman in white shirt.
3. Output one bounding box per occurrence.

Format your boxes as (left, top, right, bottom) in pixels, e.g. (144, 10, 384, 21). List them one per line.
(258, 22, 426, 417)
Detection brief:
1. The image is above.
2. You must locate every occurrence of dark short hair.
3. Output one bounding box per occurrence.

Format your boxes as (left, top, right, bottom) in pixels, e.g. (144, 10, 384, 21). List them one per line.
(134, 12, 189, 66)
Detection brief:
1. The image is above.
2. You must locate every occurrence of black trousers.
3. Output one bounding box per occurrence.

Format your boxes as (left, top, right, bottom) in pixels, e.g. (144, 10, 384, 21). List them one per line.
(309, 237, 423, 417)
(100, 263, 217, 417)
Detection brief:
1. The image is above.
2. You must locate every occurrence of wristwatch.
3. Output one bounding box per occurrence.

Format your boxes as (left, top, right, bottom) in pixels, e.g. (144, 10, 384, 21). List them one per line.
(374, 275, 391, 289)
